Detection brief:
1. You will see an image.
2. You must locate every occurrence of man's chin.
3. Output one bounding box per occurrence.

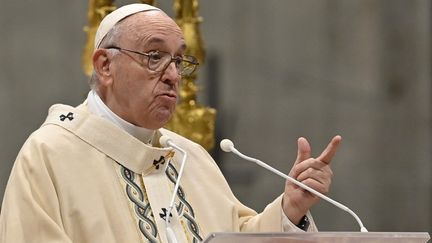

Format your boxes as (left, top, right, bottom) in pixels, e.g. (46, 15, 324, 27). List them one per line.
(147, 110, 174, 129)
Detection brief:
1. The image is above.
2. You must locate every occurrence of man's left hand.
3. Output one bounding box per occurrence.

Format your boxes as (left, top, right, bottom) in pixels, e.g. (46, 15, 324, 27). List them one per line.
(282, 135, 342, 225)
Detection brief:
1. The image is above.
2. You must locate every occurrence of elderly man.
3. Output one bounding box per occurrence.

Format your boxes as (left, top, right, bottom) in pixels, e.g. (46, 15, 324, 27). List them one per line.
(0, 3, 341, 243)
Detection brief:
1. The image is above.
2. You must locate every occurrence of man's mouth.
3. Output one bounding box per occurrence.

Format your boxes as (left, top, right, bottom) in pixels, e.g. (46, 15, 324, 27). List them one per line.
(158, 92, 177, 100)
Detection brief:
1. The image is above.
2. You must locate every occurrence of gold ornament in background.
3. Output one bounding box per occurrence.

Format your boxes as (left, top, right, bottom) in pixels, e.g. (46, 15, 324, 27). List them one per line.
(139, 0, 156, 4)
(164, 0, 216, 151)
(82, 0, 155, 75)
(82, 0, 216, 151)
(82, 0, 116, 76)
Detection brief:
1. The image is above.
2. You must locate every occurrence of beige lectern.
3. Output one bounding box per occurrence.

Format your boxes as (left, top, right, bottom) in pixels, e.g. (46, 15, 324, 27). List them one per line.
(203, 232, 430, 243)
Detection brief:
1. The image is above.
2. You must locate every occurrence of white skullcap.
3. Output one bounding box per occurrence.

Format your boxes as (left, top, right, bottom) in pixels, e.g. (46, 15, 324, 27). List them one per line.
(94, 3, 161, 48)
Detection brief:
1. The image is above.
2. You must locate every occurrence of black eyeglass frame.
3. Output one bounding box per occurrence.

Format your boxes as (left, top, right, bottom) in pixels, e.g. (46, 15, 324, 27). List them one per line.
(106, 46, 199, 76)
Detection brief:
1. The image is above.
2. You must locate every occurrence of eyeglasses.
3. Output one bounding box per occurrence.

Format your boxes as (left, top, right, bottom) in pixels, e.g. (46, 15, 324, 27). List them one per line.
(106, 46, 199, 76)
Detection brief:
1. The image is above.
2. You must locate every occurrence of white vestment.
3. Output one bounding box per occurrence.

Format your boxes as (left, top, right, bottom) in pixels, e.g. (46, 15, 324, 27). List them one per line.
(0, 102, 316, 243)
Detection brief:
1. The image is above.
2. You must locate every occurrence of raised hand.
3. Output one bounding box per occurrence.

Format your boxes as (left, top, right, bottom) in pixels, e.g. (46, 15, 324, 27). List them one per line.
(282, 136, 342, 224)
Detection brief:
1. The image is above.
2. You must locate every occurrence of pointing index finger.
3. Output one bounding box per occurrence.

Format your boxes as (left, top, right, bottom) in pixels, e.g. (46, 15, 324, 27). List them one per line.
(317, 135, 342, 164)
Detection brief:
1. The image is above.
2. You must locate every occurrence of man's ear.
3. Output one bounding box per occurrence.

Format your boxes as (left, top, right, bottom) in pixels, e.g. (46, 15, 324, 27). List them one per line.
(92, 49, 113, 87)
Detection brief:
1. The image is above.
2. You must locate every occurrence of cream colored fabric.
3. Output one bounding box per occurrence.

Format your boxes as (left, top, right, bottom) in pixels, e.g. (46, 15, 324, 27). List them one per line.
(87, 90, 155, 144)
(0, 102, 317, 243)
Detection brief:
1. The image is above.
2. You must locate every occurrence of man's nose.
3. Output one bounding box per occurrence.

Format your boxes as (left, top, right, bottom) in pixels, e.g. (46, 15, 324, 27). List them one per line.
(161, 61, 180, 86)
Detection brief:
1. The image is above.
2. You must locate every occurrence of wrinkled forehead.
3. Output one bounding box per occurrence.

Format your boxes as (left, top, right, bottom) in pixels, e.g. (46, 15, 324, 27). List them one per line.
(118, 11, 185, 50)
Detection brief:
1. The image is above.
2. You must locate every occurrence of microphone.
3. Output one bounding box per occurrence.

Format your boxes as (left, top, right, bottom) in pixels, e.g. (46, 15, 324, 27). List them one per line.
(220, 139, 368, 232)
(159, 135, 188, 243)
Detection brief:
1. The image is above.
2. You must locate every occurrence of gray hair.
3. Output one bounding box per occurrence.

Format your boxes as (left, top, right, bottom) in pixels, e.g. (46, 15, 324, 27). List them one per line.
(87, 22, 125, 90)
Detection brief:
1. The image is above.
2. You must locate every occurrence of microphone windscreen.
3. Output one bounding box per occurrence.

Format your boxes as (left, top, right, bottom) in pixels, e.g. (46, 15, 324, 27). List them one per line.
(220, 139, 234, 152)
(159, 135, 171, 147)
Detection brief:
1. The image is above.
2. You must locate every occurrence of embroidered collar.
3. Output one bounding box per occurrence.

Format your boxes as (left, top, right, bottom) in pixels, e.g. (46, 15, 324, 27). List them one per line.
(44, 103, 173, 174)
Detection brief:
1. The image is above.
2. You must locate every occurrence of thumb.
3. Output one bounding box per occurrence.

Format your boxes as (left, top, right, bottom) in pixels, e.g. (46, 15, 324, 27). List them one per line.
(295, 137, 311, 165)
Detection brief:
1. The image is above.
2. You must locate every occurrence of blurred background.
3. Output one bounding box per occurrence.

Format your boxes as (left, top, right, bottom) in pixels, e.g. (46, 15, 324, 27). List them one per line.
(0, 0, 430, 233)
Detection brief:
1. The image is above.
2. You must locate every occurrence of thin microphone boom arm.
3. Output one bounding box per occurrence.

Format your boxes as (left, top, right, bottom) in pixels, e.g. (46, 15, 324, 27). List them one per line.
(165, 141, 187, 225)
(159, 135, 189, 243)
(221, 139, 368, 232)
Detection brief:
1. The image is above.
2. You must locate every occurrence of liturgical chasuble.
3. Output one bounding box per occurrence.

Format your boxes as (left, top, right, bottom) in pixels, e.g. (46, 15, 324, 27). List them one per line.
(0, 102, 317, 243)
